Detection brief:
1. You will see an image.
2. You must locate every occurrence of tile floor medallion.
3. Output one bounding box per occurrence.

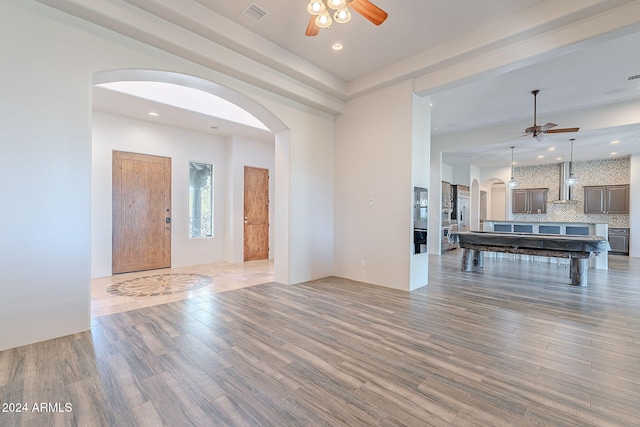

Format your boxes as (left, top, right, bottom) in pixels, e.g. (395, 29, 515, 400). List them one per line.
(107, 273, 213, 297)
(92, 259, 274, 317)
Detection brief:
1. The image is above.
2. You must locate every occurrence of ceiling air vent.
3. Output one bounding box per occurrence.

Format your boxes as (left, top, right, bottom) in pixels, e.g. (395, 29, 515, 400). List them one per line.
(626, 74, 640, 82)
(243, 3, 268, 22)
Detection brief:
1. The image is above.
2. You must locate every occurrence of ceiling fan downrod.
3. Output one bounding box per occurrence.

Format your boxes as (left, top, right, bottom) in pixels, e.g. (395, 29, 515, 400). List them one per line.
(531, 89, 539, 133)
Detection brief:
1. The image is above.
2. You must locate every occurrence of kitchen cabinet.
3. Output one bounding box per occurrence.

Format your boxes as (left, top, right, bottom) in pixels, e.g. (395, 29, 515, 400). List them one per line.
(608, 228, 629, 254)
(584, 185, 629, 214)
(512, 188, 547, 214)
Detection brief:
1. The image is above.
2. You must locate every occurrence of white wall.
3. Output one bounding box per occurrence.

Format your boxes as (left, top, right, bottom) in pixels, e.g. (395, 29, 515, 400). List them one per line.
(0, 0, 335, 351)
(452, 165, 471, 186)
(334, 81, 415, 290)
(442, 163, 453, 183)
(428, 153, 443, 254)
(480, 189, 488, 220)
(490, 184, 507, 220)
(410, 94, 431, 290)
(1, 1, 94, 351)
(283, 121, 335, 284)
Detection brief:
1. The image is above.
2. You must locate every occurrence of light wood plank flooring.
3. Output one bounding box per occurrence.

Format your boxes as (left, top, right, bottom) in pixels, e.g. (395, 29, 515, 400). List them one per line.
(1, 252, 639, 426)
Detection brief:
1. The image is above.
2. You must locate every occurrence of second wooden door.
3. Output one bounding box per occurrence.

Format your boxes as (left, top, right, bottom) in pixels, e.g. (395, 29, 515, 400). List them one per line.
(244, 166, 269, 261)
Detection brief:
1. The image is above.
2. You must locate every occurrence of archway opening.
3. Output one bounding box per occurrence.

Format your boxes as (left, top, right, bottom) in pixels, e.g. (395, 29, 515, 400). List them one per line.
(481, 178, 508, 222)
(90, 70, 291, 315)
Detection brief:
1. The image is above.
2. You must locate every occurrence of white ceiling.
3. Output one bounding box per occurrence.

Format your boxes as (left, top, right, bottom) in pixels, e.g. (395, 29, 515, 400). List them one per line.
(41, 0, 640, 167)
(195, 0, 547, 82)
(436, 29, 640, 167)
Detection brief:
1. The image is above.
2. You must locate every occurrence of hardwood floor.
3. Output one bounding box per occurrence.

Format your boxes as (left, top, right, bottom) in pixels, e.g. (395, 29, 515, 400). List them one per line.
(1, 252, 639, 426)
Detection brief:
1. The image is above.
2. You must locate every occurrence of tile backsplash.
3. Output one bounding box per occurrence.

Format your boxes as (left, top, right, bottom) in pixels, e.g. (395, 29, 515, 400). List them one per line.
(512, 157, 630, 227)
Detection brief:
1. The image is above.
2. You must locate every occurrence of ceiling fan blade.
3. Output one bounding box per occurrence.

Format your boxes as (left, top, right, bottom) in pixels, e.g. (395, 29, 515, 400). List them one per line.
(305, 15, 319, 36)
(540, 122, 557, 131)
(546, 127, 580, 134)
(534, 133, 546, 142)
(349, 0, 388, 25)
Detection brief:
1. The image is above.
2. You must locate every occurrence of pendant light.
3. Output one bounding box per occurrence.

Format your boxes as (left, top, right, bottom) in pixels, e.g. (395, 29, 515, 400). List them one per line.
(565, 138, 578, 187)
(507, 146, 519, 189)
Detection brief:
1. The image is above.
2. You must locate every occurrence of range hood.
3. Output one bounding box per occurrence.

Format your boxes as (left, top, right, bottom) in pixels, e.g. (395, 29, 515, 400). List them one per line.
(552, 162, 580, 204)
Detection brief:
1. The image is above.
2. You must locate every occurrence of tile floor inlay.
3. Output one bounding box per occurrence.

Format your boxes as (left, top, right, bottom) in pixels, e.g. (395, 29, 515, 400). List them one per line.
(107, 273, 212, 297)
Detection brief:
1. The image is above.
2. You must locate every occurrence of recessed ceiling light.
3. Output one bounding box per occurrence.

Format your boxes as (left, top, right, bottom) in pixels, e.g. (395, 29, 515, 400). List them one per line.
(538, 155, 544, 158)
(611, 140, 620, 144)
(611, 152, 618, 155)
(148, 112, 158, 116)
(332, 43, 343, 51)
(548, 147, 555, 151)
(556, 157, 563, 161)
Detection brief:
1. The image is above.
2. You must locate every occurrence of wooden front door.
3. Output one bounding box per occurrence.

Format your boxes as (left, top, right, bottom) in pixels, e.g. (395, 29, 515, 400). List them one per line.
(112, 151, 172, 274)
(244, 166, 269, 261)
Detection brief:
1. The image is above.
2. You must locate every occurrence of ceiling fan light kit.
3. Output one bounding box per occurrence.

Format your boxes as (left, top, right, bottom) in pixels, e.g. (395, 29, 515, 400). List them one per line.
(334, 8, 352, 24)
(305, 0, 388, 36)
(315, 12, 332, 28)
(328, 0, 347, 9)
(307, 1, 326, 15)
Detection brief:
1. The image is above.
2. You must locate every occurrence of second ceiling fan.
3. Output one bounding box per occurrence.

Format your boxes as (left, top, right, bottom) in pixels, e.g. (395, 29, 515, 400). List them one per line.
(306, 0, 388, 36)
(524, 89, 579, 141)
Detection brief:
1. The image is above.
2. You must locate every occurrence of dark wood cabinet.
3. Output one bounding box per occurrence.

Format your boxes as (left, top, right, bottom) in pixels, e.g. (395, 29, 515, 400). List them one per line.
(583, 186, 605, 213)
(512, 188, 547, 214)
(608, 228, 629, 254)
(584, 185, 629, 214)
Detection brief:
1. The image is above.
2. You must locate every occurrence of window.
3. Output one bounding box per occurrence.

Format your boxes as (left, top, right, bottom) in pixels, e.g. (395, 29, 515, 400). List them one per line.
(189, 162, 213, 238)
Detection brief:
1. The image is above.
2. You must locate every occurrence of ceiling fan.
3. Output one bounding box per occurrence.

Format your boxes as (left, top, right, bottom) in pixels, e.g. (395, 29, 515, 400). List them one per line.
(305, 0, 388, 36)
(524, 89, 579, 141)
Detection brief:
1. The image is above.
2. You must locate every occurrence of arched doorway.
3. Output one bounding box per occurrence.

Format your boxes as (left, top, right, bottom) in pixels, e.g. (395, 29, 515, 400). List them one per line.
(481, 178, 508, 222)
(91, 70, 291, 284)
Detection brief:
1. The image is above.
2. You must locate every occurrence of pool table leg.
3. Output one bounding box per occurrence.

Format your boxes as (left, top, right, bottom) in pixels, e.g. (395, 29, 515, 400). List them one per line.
(570, 258, 588, 286)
